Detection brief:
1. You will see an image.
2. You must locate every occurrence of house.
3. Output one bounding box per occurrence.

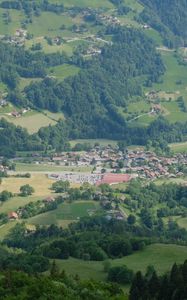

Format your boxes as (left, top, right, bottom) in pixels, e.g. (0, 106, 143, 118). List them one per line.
(11, 111, 20, 118)
(8, 212, 18, 220)
(15, 29, 27, 37)
(43, 196, 55, 203)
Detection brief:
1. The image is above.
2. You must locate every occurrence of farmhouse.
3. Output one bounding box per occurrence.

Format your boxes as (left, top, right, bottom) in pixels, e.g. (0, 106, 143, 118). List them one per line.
(15, 29, 27, 37)
(8, 212, 18, 220)
(43, 196, 55, 203)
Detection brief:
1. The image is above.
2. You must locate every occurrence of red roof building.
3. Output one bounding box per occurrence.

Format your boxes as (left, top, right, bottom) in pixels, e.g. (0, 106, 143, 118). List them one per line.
(8, 212, 19, 220)
(96, 173, 132, 186)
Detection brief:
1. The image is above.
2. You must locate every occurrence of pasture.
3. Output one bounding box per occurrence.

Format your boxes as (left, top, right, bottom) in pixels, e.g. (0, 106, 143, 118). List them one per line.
(15, 163, 92, 173)
(170, 141, 187, 153)
(49, 64, 80, 80)
(55, 243, 187, 280)
(0, 174, 54, 197)
(70, 139, 118, 147)
(2, 110, 64, 133)
(27, 201, 101, 226)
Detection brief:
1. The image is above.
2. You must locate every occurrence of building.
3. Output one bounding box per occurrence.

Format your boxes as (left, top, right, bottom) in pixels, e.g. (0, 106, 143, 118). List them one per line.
(8, 212, 18, 220)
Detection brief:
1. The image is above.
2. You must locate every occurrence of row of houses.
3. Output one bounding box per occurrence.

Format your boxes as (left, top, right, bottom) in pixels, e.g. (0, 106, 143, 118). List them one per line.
(51, 146, 187, 180)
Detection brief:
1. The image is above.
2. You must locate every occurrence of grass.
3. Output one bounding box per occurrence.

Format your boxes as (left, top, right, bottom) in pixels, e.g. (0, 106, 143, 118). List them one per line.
(0, 196, 44, 214)
(15, 163, 93, 172)
(154, 176, 187, 185)
(70, 139, 118, 147)
(0, 8, 24, 35)
(0, 174, 54, 197)
(55, 243, 187, 281)
(177, 217, 187, 229)
(162, 101, 187, 123)
(27, 201, 100, 226)
(49, 64, 80, 80)
(2, 110, 64, 133)
(0, 221, 18, 240)
(55, 0, 113, 8)
(169, 141, 187, 153)
(153, 51, 187, 96)
(19, 78, 42, 91)
(27, 12, 78, 38)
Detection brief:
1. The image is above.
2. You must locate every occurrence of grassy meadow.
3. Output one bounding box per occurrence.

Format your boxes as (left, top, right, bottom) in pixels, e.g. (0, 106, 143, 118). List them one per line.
(55, 243, 187, 280)
(1, 110, 64, 134)
(15, 163, 92, 172)
(170, 141, 187, 153)
(0, 174, 53, 198)
(27, 200, 101, 226)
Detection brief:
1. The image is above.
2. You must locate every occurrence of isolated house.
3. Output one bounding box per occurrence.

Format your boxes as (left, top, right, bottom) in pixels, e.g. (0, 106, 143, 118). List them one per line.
(8, 212, 18, 220)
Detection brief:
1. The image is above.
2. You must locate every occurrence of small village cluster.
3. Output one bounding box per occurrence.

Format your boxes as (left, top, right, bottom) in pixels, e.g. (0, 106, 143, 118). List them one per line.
(51, 147, 186, 179)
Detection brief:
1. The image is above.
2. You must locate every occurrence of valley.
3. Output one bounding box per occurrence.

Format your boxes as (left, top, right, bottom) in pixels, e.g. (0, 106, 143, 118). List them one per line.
(0, 1, 187, 299)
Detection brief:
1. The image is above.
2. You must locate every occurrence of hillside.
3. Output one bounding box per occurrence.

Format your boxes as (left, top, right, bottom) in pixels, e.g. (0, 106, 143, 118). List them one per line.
(0, 1, 187, 154)
(140, 0, 187, 45)
(0, 1, 187, 146)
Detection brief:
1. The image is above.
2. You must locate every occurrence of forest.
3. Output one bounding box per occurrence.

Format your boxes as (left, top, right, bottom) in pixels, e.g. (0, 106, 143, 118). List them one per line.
(139, 0, 187, 47)
(130, 260, 187, 300)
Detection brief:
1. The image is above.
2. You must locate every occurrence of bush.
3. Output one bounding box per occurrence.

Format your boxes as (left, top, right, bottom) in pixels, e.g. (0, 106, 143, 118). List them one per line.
(108, 265, 134, 284)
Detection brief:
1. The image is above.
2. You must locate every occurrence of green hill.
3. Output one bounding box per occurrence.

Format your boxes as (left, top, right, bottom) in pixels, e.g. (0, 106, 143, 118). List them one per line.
(1, 0, 187, 153)
(55, 243, 187, 280)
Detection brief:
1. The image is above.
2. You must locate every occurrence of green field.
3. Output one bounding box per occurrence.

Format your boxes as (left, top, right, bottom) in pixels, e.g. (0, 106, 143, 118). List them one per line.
(15, 163, 92, 172)
(27, 201, 101, 226)
(55, 244, 187, 281)
(155, 176, 187, 186)
(57, 0, 113, 8)
(177, 217, 187, 229)
(1, 110, 64, 133)
(170, 141, 187, 153)
(0, 8, 24, 35)
(49, 64, 80, 80)
(70, 139, 118, 147)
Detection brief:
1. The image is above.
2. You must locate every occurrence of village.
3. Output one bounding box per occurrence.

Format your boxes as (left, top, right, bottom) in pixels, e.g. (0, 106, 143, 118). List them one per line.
(1, 144, 186, 184)
(47, 149, 187, 184)
(1, 143, 187, 225)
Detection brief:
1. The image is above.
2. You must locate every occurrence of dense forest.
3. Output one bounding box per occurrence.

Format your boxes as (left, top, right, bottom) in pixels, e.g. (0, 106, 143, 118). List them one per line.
(139, 0, 187, 47)
(0, 41, 69, 91)
(0, 267, 123, 299)
(130, 260, 187, 300)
